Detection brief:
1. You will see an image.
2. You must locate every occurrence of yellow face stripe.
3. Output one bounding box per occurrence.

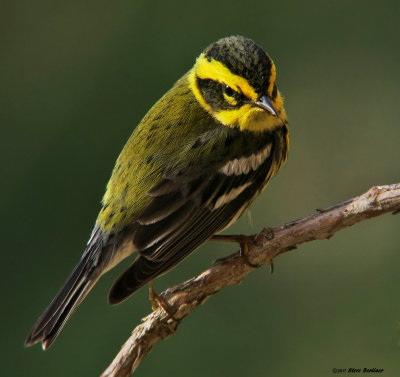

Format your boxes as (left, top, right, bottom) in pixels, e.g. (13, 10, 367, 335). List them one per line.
(194, 54, 258, 100)
(215, 104, 285, 132)
(188, 52, 285, 132)
(188, 66, 211, 114)
(223, 92, 239, 106)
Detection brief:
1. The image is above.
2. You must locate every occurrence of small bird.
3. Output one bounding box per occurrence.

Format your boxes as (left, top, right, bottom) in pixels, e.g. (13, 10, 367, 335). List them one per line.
(25, 36, 289, 350)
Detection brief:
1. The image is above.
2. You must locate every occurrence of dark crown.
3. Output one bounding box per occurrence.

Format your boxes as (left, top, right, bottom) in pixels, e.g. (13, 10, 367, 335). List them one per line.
(204, 36, 273, 96)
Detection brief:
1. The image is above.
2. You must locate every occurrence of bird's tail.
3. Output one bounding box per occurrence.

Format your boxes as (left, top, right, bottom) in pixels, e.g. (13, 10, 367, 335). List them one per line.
(25, 252, 100, 350)
(108, 256, 159, 305)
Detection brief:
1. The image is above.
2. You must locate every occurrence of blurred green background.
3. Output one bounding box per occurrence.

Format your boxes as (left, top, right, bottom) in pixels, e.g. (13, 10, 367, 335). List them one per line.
(2, 0, 400, 376)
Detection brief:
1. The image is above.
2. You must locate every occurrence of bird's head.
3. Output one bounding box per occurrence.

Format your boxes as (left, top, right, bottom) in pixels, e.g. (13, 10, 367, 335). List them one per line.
(189, 36, 286, 132)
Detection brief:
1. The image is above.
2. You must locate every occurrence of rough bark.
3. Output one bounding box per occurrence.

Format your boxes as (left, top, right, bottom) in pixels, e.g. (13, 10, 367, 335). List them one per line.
(101, 183, 400, 377)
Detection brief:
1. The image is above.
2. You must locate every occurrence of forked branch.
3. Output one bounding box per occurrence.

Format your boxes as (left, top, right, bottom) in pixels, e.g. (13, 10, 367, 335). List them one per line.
(101, 183, 400, 377)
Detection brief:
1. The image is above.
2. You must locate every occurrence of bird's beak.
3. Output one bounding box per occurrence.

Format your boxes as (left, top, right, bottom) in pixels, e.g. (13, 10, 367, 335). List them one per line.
(252, 95, 277, 117)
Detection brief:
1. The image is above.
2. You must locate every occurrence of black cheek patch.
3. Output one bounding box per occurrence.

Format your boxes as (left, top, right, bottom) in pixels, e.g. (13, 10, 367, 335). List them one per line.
(196, 77, 230, 111)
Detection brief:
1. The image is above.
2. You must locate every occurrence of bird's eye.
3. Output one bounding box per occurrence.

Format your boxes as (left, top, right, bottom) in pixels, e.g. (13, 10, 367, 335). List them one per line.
(222, 84, 242, 107)
(223, 85, 235, 97)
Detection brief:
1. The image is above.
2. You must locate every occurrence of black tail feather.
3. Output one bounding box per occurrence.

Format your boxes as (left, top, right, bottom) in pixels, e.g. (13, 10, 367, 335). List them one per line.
(25, 253, 99, 349)
(108, 256, 166, 305)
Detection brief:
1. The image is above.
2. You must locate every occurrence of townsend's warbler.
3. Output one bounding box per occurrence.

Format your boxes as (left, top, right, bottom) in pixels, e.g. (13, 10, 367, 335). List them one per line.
(25, 36, 289, 349)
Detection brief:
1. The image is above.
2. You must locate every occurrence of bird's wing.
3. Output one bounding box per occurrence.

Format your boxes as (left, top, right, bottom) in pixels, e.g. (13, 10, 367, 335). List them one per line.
(109, 131, 281, 304)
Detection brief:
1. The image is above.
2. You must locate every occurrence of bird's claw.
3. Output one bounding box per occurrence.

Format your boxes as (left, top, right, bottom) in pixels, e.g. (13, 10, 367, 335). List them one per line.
(149, 281, 175, 317)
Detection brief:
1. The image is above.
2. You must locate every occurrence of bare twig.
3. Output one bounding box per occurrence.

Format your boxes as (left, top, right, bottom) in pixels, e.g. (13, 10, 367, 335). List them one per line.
(101, 183, 400, 377)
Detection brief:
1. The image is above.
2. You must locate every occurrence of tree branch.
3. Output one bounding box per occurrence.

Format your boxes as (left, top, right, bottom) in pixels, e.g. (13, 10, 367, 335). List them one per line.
(101, 183, 400, 377)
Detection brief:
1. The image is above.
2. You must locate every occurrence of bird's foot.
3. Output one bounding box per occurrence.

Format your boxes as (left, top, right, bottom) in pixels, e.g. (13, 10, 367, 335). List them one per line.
(149, 281, 174, 317)
(211, 234, 262, 268)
